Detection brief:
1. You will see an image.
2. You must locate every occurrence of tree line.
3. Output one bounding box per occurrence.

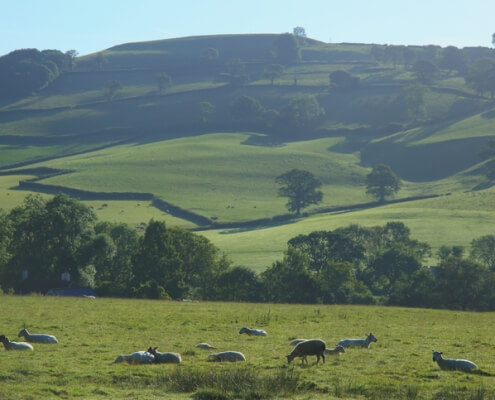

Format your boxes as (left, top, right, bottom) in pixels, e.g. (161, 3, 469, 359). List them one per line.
(1, 194, 495, 311)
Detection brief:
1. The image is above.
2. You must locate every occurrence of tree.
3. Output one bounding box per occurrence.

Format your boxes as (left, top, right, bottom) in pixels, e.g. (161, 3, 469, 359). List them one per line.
(492, 33, 495, 47)
(466, 58, 495, 98)
(412, 60, 440, 84)
(470, 234, 495, 270)
(4, 194, 96, 288)
(263, 64, 284, 85)
(132, 220, 185, 299)
(276, 169, 323, 215)
(329, 70, 360, 89)
(230, 95, 265, 122)
(404, 84, 428, 122)
(95, 52, 106, 70)
(65, 49, 79, 71)
(439, 46, 468, 74)
(216, 266, 264, 302)
(292, 26, 306, 37)
(273, 33, 300, 64)
(155, 72, 172, 94)
(365, 164, 401, 202)
(102, 80, 123, 101)
(202, 47, 219, 61)
(199, 101, 215, 124)
(275, 94, 324, 130)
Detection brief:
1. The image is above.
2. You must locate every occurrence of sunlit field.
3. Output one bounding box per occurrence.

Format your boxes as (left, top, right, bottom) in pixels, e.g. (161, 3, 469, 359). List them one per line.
(0, 296, 494, 400)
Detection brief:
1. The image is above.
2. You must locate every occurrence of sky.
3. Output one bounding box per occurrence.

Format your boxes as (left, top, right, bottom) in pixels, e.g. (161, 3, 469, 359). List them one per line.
(1, 0, 494, 57)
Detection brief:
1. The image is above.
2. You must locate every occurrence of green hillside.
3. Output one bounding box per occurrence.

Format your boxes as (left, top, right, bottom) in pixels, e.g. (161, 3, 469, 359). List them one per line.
(0, 34, 495, 270)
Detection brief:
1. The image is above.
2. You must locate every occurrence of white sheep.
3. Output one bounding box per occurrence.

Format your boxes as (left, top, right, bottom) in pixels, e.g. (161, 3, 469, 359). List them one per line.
(338, 333, 377, 349)
(0, 334, 33, 351)
(113, 350, 155, 364)
(147, 347, 182, 363)
(18, 328, 58, 344)
(286, 339, 326, 365)
(239, 326, 267, 336)
(432, 350, 478, 372)
(196, 342, 216, 350)
(208, 351, 246, 362)
(325, 345, 345, 356)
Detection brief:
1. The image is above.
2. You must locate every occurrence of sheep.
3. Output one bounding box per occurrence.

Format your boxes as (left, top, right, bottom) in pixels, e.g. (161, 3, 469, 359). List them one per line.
(337, 333, 377, 349)
(0, 334, 33, 351)
(325, 345, 345, 356)
(289, 339, 307, 346)
(18, 328, 58, 344)
(147, 347, 182, 363)
(239, 326, 267, 336)
(196, 342, 216, 350)
(432, 350, 478, 372)
(286, 339, 326, 365)
(113, 350, 155, 364)
(208, 351, 246, 362)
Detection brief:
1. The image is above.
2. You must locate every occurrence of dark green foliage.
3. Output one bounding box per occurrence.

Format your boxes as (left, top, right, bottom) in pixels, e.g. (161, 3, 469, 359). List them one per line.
(466, 58, 495, 97)
(404, 84, 429, 122)
(272, 33, 300, 64)
(329, 70, 360, 89)
(275, 169, 323, 214)
(470, 234, 495, 270)
(412, 60, 440, 84)
(274, 94, 324, 131)
(102, 80, 123, 101)
(155, 72, 173, 94)
(216, 266, 264, 302)
(365, 164, 401, 202)
(263, 64, 284, 85)
(0, 48, 70, 99)
(439, 46, 468, 74)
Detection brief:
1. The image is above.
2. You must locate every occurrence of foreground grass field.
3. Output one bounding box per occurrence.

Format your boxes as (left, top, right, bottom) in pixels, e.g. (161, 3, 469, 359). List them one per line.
(0, 296, 494, 400)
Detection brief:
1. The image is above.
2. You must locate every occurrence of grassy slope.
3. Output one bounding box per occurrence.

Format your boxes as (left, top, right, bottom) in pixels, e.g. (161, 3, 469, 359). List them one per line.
(0, 296, 494, 400)
(0, 35, 495, 272)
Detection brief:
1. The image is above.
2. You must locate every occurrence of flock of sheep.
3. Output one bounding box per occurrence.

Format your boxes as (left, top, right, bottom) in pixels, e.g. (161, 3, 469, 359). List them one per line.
(1, 326, 479, 372)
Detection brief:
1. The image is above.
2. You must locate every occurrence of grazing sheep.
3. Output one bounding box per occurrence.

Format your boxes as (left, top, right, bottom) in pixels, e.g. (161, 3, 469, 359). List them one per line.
(208, 351, 246, 362)
(0, 335, 33, 351)
(18, 328, 58, 344)
(286, 339, 326, 365)
(432, 351, 478, 372)
(113, 350, 155, 364)
(325, 345, 345, 356)
(338, 333, 377, 349)
(289, 339, 307, 346)
(239, 326, 267, 336)
(147, 347, 182, 363)
(196, 342, 216, 350)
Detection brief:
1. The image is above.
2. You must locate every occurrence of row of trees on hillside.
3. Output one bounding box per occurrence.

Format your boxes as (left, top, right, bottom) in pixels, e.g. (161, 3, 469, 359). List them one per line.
(1, 195, 495, 310)
(275, 164, 401, 215)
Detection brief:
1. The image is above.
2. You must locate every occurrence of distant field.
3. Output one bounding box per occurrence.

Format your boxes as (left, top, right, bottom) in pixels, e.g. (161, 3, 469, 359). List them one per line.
(202, 188, 495, 271)
(1, 296, 494, 400)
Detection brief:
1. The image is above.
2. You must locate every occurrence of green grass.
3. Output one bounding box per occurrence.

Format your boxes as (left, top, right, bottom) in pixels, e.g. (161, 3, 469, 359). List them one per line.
(0, 296, 494, 400)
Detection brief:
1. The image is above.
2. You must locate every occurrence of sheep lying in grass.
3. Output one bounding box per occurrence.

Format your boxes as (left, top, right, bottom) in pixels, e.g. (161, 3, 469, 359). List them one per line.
(338, 333, 377, 349)
(239, 326, 267, 336)
(113, 350, 155, 364)
(325, 345, 345, 356)
(286, 339, 326, 365)
(432, 351, 478, 372)
(147, 347, 182, 364)
(208, 351, 246, 362)
(0, 335, 33, 351)
(18, 328, 58, 344)
(196, 343, 216, 350)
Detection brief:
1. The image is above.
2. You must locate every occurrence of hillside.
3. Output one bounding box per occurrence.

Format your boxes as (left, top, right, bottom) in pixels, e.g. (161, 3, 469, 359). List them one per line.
(0, 34, 495, 269)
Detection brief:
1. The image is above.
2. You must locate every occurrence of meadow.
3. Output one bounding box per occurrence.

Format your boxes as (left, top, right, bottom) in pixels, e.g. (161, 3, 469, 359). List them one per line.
(0, 295, 494, 400)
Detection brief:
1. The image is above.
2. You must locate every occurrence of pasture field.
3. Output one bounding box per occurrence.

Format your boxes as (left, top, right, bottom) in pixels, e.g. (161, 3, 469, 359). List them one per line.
(202, 188, 495, 271)
(0, 296, 494, 400)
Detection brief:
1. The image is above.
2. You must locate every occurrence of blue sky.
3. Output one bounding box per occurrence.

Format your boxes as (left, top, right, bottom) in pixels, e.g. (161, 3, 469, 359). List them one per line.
(2, 0, 494, 57)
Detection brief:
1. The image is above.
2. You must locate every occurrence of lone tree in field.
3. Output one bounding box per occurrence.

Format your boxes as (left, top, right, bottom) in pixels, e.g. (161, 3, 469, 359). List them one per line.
(365, 164, 401, 203)
(276, 169, 323, 215)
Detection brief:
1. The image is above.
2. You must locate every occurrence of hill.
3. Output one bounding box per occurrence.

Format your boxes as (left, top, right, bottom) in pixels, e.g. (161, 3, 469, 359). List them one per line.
(0, 34, 495, 270)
